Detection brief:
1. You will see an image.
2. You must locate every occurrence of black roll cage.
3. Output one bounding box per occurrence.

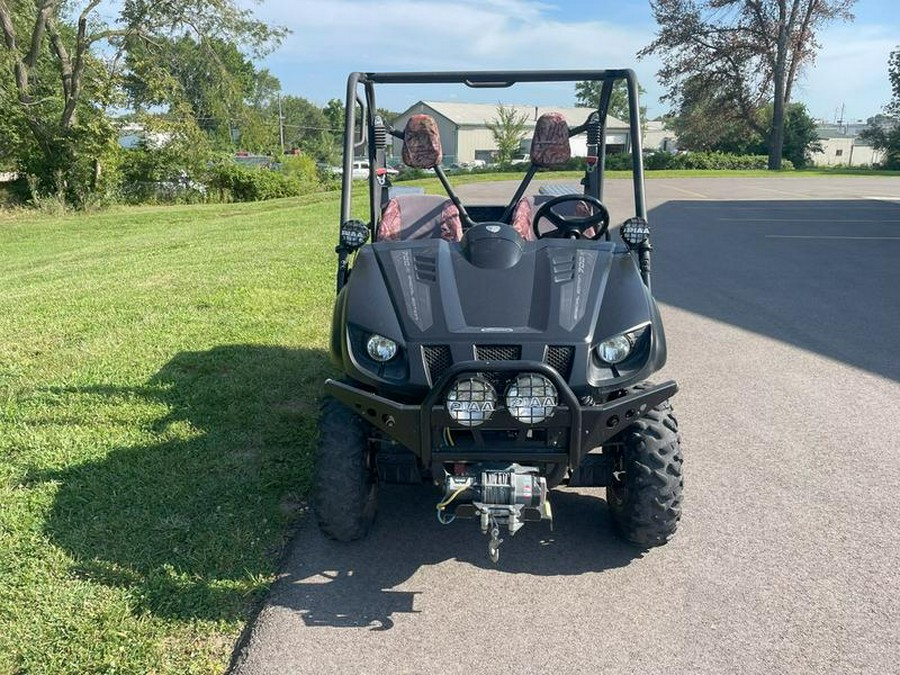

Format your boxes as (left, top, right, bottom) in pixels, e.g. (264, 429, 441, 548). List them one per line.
(337, 69, 652, 287)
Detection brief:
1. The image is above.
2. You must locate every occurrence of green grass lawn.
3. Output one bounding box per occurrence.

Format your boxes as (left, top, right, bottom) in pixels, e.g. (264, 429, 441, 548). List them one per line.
(0, 194, 345, 674)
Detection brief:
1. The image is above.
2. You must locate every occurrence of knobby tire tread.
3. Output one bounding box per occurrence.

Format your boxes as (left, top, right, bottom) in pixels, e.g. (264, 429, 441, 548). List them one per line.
(608, 382, 683, 547)
(314, 397, 377, 541)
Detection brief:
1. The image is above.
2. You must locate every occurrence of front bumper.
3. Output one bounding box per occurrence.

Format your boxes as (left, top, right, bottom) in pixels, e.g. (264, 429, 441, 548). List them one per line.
(325, 360, 677, 469)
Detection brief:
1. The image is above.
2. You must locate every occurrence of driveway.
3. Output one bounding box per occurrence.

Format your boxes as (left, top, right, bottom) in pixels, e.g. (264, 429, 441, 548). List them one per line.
(232, 176, 900, 675)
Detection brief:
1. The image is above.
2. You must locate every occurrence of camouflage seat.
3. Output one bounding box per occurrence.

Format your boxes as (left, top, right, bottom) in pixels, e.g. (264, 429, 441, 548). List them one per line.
(529, 112, 572, 168)
(511, 112, 575, 240)
(377, 194, 462, 242)
(376, 114, 462, 242)
(510, 113, 594, 241)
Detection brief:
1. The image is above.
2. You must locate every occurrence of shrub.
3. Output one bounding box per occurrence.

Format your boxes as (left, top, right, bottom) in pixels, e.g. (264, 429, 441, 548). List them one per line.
(395, 167, 428, 181)
(643, 150, 677, 170)
(605, 153, 634, 170)
(670, 151, 793, 170)
(280, 154, 323, 191)
(207, 163, 306, 202)
(118, 146, 209, 205)
(606, 151, 794, 171)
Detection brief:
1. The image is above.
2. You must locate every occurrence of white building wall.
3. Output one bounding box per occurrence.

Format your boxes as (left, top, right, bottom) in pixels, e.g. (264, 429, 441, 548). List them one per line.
(811, 138, 884, 166)
(454, 128, 628, 163)
(456, 127, 506, 163)
(847, 145, 886, 166)
(643, 126, 678, 152)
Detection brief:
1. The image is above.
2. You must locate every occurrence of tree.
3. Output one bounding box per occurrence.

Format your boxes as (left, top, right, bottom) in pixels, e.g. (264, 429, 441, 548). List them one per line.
(322, 98, 345, 158)
(125, 35, 268, 149)
(323, 98, 344, 132)
(279, 96, 333, 161)
(859, 116, 900, 169)
(640, 0, 854, 170)
(0, 0, 284, 203)
(237, 69, 283, 152)
(888, 47, 900, 116)
(672, 76, 821, 166)
(669, 75, 758, 152)
(778, 103, 821, 167)
(486, 103, 528, 165)
(858, 47, 900, 169)
(574, 80, 647, 123)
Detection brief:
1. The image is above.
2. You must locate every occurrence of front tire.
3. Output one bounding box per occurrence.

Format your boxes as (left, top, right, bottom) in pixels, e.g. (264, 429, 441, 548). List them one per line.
(607, 392, 683, 547)
(314, 397, 377, 541)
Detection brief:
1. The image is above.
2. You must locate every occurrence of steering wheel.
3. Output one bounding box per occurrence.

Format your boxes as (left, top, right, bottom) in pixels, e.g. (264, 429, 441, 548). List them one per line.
(532, 194, 610, 240)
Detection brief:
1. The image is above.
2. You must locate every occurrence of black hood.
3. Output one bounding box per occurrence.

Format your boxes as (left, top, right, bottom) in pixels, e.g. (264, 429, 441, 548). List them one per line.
(333, 237, 664, 395)
(369, 238, 650, 341)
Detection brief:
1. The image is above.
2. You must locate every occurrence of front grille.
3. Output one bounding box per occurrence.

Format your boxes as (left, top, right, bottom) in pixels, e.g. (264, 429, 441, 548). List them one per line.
(423, 345, 452, 384)
(426, 344, 574, 389)
(475, 345, 521, 362)
(545, 346, 575, 379)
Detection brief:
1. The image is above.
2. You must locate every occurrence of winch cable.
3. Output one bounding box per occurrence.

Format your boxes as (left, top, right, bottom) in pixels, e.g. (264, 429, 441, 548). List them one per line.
(436, 484, 468, 525)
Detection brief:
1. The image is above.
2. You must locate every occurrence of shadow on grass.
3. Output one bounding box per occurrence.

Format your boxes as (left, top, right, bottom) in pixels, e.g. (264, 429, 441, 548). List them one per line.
(35, 344, 333, 622)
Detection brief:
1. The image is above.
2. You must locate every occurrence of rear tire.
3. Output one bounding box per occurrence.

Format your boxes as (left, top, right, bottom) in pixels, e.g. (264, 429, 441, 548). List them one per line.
(314, 397, 377, 541)
(607, 389, 683, 547)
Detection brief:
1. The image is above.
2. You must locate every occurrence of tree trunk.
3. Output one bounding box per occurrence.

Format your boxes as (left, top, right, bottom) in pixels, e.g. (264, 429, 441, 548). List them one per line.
(769, 80, 786, 169)
(769, 6, 790, 170)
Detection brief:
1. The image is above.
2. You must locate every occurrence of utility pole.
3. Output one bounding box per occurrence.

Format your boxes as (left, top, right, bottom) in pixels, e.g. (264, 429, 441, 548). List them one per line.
(278, 94, 285, 154)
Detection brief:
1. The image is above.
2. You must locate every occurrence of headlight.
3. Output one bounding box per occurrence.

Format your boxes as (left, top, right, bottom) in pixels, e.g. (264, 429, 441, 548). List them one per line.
(505, 373, 558, 425)
(446, 377, 496, 427)
(596, 333, 634, 364)
(595, 325, 650, 365)
(366, 334, 398, 362)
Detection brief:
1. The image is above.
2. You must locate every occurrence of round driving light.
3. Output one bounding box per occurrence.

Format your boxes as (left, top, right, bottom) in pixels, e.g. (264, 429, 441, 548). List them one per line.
(505, 373, 558, 425)
(340, 220, 369, 250)
(596, 334, 632, 364)
(366, 334, 398, 362)
(446, 378, 496, 427)
(620, 216, 650, 247)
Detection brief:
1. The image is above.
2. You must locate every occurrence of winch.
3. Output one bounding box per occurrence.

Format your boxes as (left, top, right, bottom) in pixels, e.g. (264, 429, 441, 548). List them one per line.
(436, 463, 553, 563)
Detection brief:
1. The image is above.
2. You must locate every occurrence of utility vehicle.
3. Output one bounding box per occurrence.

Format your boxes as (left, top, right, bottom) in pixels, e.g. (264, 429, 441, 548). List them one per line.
(317, 69, 683, 562)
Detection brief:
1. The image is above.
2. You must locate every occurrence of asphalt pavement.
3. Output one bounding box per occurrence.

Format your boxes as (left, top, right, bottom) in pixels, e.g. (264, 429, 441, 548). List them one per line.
(232, 176, 900, 675)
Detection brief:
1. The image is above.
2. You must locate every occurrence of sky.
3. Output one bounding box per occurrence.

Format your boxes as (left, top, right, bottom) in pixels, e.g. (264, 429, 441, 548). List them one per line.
(251, 0, 898, 123)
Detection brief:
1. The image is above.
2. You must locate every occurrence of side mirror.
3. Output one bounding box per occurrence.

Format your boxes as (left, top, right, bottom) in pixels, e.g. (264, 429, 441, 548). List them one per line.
(620, 216, 650, 249)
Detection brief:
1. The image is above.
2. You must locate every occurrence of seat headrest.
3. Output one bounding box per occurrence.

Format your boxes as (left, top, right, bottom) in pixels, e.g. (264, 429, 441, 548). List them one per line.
(402, 114, 443, 169)
(530, 112, 571, 168)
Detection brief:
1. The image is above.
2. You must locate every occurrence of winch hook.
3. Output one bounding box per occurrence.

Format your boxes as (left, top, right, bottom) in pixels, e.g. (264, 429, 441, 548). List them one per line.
(488, 522, 503, 564)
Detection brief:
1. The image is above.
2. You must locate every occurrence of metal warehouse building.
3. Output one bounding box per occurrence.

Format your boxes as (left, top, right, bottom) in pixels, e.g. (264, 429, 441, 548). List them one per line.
(391, 101, 630, 165)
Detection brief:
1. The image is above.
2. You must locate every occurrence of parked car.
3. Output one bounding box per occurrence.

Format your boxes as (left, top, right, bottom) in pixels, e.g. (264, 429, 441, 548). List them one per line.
(332, 160, 400, 180)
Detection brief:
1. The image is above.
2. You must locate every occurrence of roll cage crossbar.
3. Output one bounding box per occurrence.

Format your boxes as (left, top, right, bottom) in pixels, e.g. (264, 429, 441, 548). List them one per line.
(337, 69, 652, 288)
